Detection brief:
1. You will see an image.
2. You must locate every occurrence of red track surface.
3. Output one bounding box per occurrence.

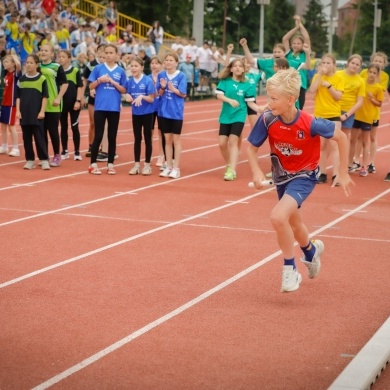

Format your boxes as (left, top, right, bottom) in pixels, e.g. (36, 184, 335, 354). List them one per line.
(1, 94, 390, 390)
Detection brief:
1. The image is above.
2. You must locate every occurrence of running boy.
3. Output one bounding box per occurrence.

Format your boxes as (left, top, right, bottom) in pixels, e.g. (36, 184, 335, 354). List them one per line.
(247, 68, 354, 292)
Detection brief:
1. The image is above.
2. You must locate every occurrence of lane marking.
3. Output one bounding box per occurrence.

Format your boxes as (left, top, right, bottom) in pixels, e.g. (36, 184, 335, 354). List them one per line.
(30, 187, 390, 389)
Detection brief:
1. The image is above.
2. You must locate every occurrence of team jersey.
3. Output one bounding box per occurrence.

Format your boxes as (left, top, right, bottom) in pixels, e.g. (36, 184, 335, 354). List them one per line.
(354, 82, 384, 124)
(2, 70, 22, 106)
(312, 72, 344, 118)
(248, 110, 335, 184)
(360, 69, 389, 120)
(215, 77, 255, 124)
(126, 74, 155, 116)
(156, 70, 187, 120)
(148, 73, 159, 112)
(286, 50, 308, 89)
(336, 70, 365, 112)
(5, 21, 19, 41)
(55, 29, 70, 49)
(39, 61, 68, 113)
(88, 63, 127, 112)
(16, 73, 49, 126)
(256, 57, 303, 80)
(245, 72, 262, 97)
(20, 32, 36, 54)
(83, 59, 99, 104)
(62, 66, 83, 107)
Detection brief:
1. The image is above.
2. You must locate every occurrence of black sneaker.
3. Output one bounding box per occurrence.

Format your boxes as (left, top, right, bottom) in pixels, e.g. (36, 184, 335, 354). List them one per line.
(368, 163, 376, 173)
(85, 147, 92, 157)
(96, 151, 108, 162)
(317, 173, 328, 184)
(352, 161, 361, 170)
(384, 172, 390, 182)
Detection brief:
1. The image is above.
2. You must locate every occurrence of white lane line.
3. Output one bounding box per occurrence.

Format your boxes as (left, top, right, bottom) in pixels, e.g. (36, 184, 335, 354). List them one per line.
(31, 188, 390, 390)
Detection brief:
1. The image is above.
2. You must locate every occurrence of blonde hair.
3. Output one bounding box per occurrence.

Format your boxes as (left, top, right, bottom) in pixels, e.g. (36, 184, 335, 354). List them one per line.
(347, 54, 362, 65)
(371, 51, 388, 67)
(321, 52, 336, 64)
(266, 68, 301, 98)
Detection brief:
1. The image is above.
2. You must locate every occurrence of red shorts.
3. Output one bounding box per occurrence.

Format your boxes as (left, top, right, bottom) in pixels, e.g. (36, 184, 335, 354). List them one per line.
(0, 106, 17, 126)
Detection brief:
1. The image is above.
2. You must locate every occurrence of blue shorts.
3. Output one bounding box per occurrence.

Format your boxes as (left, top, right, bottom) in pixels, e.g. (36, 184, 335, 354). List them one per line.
(276, 176, 317, 208)
(0, 105, 16, 125)
(341, 112, 355, 129)
(353, 119, 371, 131)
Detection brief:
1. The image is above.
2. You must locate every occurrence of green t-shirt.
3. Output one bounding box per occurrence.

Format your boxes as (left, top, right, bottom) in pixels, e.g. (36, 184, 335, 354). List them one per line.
(286, 50, 308, 89)
(216, 77, 255, 124)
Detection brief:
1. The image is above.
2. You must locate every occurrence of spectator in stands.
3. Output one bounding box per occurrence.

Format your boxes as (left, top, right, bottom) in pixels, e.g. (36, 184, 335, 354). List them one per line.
(55, 20, 70, 49)
(137, 48, 151, 74)
(178, 53, 194, 101)
(183, 37, 197, 62)
(19, 22, 35, 66)
(41, 0, 56, 16)
(196, 40, 212, 92)
(120, 23, 133, 41)
(144, 38, 156, 58)
(171, 36, 183, 52)
(5, 10, 19, 52)
(118, 36, 132, 56)
(104, 1, 117, 33)
(147, 20, 163, 54)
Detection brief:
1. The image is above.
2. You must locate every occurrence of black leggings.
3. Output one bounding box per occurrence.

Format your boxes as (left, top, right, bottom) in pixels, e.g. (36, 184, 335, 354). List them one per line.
(91, 110, 120, 164)
(132, 113, 153, 163)
(43, 112, 60, 155)
(60, 106, 81, 153)
(22, 124, 48, 161)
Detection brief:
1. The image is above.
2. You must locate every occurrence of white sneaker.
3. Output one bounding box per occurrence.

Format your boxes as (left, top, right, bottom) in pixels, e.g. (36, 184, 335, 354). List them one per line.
(142, 165, 152, 176)
(159, 167, 172, 177)
(74, 154, 82, 161)
(300, 240, 324, 279)
(9, 148, 20, 157)
(61, 151, 69, 160)
(129, 165, 140, 175)
(168, 168, 180, 179)
(23, 161, 36, 170)
(41, 160, 51, 170)
(281, 266, 302, 292)
(0, 145, 8, 154)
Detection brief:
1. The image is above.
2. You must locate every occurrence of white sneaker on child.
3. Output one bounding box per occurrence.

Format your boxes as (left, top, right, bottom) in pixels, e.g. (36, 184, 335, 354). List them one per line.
(281, 266, 302, 292)
(0, 145, 8, 154)
(9, 148, 20, 157)
(300, 240, 324, 279)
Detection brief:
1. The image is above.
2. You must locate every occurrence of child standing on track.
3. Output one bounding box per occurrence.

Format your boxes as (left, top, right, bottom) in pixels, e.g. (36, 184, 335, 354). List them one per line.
(15, 54, 50, 170)
(88, 44, 127, 175)
(247, 68, 353, 292)
(309, 53, 344, 185)
(57, 49, 83, 161)
(215, 58, 259, 181)
(156, 52, 187, 179)
(350, 64, 384, 177)
(0, 54, 22, 157)
(39, 43, 69, 167)
(126, 57, 155, 176)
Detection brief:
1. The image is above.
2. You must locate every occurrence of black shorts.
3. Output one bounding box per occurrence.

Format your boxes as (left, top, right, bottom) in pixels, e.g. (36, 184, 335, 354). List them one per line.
(219, 122, 245, 137)
(352, 119, 372, 131)
(199, 69, 211, 78)
(159, 117, 183, 135)
(372, 120, 379, 127)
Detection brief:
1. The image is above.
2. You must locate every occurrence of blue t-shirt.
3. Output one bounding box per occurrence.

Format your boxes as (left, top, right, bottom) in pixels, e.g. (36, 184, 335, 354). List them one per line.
(126, 74, 155, 116)
(156, 70, 187, 120)
(88, 63, 127, 112)
(148, 74, 160, 113)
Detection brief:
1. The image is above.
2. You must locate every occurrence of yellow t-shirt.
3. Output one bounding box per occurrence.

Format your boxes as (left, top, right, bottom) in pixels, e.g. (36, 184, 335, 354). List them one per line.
(360, 69, 389, 120)
(336, 70, 365, 111)
(6, 21, 19, 41)
(313, 73, 344, 119)
(20, 32, 36, 54)
(355, 82, 384, 124)
(55, 28, 70, 44)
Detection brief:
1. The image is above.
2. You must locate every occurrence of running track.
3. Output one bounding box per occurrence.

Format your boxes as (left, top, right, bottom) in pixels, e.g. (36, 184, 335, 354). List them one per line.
(1, 94, 389, 389)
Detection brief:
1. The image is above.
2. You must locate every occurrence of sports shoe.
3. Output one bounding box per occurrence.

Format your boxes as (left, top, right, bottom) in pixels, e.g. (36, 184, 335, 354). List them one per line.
(107, 163, 116, 175)
(85, 147, 92, 157)
(348, 166, 355, 173)
(168, 168, 180, 179)
(96, 151, 108, 162)
(9, 148, 20, 157)
(224, 166, 236, 181)
(384, 172, 390, 182)
(129, 165, 140, 175)
(159, 163, 167, 171)
(156, 155, 164, 167)
(368, 163, 376, 174)
(300, 239, 324, 279)
(142, 165, 152, 176)
(23, 161, 36, 170)
(352, 161, 361, 170)
(317, 173, 327, 184)
(281, 266, 302, 292)
(61, 151, 69, 160)
(41, 160, 51, 170)
(74, 153, 82, 161)
(49, 154, 61, 167)
(88, 163, 101, 175)
(160, 167, 172, 177)
(0, 145, 8, 154)
(359, 167, 368, 177)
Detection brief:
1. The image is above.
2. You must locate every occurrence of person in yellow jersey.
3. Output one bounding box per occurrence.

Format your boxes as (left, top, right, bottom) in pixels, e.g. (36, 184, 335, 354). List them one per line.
(356, 52, 389, 173)
(309, 53, 344, 185)
(335, 54, 365, 172)
(19, 23, 36, 68)
(55, 20, 70, 50)
(5, 11, 19, 53)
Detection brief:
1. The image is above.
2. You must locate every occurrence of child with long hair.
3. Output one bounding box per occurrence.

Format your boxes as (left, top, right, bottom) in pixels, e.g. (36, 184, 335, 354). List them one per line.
(0, 54, 22, 156)
(57, 49, 83, 161)
(156, 52, 187, 179)
(15, 54, 50, 170)
(309, 53, 344, 185)
(126, 57, 155, 175)
(350, 64, 384, 177)
(247, 68, 353, 292)
(216, 58, 260, 181)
